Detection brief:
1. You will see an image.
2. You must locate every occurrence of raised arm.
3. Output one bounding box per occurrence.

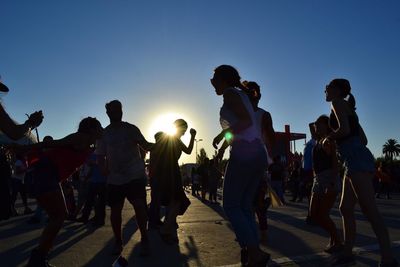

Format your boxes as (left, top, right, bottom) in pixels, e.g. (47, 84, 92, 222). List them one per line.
(0, 105, 43, 141)
(328, 99, 350, 140)
(181, 128, 197, 154)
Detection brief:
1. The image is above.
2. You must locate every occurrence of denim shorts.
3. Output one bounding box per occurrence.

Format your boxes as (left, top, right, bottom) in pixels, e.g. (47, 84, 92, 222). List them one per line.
(312, 169, 340, 195)
(336, 136, 375, 177)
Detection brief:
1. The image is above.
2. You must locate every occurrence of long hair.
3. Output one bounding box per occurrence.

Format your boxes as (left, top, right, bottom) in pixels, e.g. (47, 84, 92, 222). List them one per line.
(214, 65, 247, 90)
(329, 78, 356, 110)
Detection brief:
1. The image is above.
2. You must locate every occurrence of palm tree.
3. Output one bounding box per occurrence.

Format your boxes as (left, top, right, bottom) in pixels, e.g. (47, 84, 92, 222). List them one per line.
(382, 139, 400, 161)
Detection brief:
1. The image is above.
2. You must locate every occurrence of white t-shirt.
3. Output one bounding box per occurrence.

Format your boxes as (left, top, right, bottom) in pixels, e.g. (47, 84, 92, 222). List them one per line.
(95, 122, 147, 185)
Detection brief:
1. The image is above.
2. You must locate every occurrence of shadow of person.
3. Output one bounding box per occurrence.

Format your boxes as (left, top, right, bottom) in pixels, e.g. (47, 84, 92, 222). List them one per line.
(127, 231, 202, 267)
(83, 216, 138, 266)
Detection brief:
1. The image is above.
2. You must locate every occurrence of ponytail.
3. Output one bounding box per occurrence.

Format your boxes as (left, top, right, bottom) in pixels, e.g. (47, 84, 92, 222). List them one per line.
(347, 93, 356, 111)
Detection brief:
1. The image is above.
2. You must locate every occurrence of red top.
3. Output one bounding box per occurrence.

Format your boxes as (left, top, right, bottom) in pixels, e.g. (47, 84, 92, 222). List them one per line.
(27, 147, 92, 182)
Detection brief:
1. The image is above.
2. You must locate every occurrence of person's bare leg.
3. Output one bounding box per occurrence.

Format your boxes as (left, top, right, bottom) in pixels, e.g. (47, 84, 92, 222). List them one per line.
(110, 201, 124, 248)
(339, 177, 358, 256)
(161, 201, 180, 233)
(319, 191, 341, 246)
(132, 199, 149, 241)
(349, 172, 395, 263)
(36, 190, 67, 254)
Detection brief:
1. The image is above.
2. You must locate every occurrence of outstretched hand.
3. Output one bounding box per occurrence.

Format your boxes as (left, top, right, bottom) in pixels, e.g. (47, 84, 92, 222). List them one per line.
(27, 110, 44, 128)
(213, 134, 223, 149)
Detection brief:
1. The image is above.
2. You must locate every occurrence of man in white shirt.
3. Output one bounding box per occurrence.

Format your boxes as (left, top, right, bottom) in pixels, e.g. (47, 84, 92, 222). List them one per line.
(96, 100, 153, 256)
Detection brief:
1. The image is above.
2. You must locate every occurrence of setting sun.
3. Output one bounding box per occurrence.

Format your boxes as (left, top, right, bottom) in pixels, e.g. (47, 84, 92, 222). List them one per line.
(148, 112, 184, 138)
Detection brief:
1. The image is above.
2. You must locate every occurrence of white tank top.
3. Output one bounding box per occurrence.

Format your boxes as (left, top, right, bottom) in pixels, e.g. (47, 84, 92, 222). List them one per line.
(219, 87, 261, 142)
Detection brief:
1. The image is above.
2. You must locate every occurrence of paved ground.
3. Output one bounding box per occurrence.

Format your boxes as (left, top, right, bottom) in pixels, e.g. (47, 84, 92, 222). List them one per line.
(1, 189, 399, 267)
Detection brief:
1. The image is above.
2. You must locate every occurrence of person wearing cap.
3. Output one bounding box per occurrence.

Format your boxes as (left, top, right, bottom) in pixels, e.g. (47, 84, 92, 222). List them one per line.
(0, 80, 43, 221)
(0, 81, 43, 140)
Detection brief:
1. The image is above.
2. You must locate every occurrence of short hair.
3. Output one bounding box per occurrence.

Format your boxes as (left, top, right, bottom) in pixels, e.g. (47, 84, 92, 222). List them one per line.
(105, 100, 122, 112)
(174, 119, 188, 130)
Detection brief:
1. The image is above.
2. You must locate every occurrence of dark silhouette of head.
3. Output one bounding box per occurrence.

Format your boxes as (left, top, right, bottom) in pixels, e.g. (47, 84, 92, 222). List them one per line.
(325, 78, 356, 110)
(174, 119, 188, 137)
(42, 135, 53, 143)
(211, 65, 245, 95)
(243, 81, 261, 107)
(78, 117, 103, 139)
(106, 100, 123, 123)
(154, 131, 166, 143)
(314, 115, 332, 139)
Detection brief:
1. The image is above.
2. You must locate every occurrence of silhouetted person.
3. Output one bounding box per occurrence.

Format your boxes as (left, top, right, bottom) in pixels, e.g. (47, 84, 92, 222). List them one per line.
(157, 119, 196, 243)
(197, 157, 210, 201)
(309, 115, 342, 254)
(0, 80, 43, 221)
(242, 80, 276, 246)
(26, 135, 53, 225)
(268, 156, 285, 204)
(96, 100, 153, 256)
(77, 153, 107, 227)
(10, 153, 32, 215)
(324, 79, 397, 266)
(208, 158, 222, 204)
(148, 131, 166, 229)
(212, 65, 270, 266)
(21, 117, 103, 267)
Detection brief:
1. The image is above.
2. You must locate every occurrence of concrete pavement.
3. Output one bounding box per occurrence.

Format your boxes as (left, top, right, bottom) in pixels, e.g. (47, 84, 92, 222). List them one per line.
(1, 189, 399, 267)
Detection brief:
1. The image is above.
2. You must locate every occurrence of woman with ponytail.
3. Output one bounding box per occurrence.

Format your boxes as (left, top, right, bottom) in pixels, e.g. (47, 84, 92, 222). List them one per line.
(324, 79, 397, 267)
(211, 65, 270, 266)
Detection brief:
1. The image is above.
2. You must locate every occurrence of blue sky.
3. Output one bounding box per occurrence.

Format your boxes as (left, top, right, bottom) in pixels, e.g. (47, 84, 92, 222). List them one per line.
(1, 0, 399, 163)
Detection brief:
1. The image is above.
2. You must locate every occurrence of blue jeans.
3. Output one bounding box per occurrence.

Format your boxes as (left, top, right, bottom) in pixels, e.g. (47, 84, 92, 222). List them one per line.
(223, 140, 267, 246)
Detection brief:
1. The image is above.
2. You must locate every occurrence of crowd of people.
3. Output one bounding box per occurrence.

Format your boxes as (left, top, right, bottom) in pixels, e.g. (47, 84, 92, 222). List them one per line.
(0, 66, 399, 267)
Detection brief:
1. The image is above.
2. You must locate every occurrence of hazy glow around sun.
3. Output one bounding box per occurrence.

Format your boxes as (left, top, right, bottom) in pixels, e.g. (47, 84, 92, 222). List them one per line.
(148, 112, 183, 138)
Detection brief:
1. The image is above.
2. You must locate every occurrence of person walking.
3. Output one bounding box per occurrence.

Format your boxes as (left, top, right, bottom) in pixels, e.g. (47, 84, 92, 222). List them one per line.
(212, 65, 270, 266)
(309, 115, 342, 254)
(156, 119, 196, 243)
(324, 79, 398, 266)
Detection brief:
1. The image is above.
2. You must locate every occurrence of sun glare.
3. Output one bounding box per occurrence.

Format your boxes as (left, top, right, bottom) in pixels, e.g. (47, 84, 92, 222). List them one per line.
(148, 112, 183, 139)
